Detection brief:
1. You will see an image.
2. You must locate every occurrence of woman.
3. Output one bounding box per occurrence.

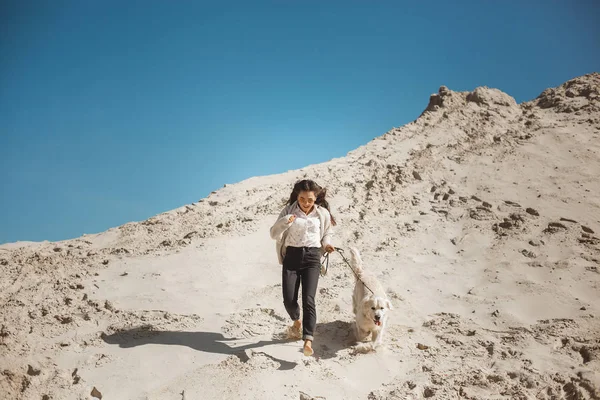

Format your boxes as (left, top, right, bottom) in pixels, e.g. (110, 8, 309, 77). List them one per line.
(269, 179, 336, 356)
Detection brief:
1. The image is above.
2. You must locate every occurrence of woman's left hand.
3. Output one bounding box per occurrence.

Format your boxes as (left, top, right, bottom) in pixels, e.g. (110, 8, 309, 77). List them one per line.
(324, 244, 335, 253)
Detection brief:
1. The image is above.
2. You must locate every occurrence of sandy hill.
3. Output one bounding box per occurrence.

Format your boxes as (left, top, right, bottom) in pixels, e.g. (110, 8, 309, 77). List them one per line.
(1, 73, 599, 400)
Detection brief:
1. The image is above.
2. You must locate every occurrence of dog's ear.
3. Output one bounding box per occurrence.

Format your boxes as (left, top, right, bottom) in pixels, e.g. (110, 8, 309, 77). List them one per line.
(386, 299, 394, 310)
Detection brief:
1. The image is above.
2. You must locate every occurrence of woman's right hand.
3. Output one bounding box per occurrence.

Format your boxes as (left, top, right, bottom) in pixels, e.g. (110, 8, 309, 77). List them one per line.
(288, 215, 296, 223)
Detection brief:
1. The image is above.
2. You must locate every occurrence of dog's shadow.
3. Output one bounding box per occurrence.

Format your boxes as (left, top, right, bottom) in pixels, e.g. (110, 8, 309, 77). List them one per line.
(101, 327, 297, 370)
(314, 320, 355, 359)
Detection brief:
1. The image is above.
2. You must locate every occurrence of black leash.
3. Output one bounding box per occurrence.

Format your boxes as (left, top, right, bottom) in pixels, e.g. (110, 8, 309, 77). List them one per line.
(321, 247, 375, 295)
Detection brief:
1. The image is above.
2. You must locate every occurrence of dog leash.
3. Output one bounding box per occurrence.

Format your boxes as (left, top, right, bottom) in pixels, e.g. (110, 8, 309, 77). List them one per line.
(320, 252, 330, 277)
(321, 247, 375, 295)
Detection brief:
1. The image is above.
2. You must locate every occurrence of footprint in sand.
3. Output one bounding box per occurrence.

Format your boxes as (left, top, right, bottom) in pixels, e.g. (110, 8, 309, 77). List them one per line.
(469, 206, 496, 221)
(543, 222, 568, 234)
(222, 307, 288, 339)
(299, 391, 326, 400)
(582, 225, 595, 234)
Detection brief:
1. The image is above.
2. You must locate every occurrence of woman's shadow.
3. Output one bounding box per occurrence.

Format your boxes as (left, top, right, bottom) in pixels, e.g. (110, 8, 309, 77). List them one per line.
(101, 326, 297, 370)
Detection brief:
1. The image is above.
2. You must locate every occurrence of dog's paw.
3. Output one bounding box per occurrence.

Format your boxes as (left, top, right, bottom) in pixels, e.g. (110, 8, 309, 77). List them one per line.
(354, 342, 374, 354)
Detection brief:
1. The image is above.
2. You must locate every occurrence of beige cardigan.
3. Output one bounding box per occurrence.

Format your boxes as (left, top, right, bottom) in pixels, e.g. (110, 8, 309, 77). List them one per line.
(269, 202, 333, 264)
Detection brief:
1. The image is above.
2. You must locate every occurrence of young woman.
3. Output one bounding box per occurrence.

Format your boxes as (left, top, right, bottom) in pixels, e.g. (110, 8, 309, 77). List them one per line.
(269, 179, 336, 356)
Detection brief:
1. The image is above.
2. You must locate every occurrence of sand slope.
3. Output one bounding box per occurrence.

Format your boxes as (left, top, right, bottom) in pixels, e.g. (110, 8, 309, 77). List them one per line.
(1, 73, 599, 400)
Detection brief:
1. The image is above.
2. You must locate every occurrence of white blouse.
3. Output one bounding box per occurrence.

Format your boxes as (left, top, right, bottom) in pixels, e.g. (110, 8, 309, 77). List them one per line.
(284, 203, 322, 248)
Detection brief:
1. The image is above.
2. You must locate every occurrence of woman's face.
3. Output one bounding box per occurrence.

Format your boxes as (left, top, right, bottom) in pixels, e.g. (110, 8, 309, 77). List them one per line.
(297, 190, 316, 213)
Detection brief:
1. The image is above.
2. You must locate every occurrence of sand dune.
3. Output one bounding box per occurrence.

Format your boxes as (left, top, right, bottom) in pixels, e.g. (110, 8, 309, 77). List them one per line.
(1, 73, 599, 399)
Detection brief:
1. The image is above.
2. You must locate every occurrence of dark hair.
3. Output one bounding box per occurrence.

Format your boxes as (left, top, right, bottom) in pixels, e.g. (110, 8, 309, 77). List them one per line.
(286, 179, 336, 226)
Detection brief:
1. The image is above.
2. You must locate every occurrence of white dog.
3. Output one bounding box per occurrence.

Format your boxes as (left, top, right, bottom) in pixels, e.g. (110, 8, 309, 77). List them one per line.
(349, 247, 393, 352)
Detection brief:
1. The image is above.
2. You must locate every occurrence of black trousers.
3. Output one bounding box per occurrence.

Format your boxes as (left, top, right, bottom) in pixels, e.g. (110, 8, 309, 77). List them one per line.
(282, 246, 321, 341)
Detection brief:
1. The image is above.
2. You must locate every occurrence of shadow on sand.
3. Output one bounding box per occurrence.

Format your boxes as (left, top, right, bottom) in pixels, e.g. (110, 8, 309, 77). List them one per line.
(101, 327, 297, 370)
(314, 320, 355, 359)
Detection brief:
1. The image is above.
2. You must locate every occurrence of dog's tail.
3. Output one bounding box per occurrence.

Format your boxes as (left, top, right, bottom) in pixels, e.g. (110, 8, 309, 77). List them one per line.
(349, 247, 364, 279)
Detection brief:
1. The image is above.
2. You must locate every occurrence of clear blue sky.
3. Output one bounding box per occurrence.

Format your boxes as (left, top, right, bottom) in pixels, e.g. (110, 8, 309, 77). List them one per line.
(1, 1, 599, 244)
